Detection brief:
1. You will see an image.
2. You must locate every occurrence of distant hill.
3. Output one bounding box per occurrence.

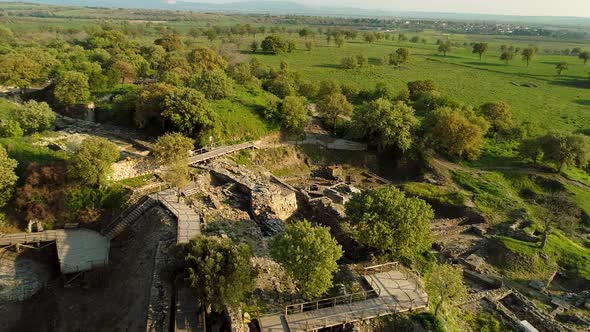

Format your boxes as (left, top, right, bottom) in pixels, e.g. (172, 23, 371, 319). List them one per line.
(5, 0, 590, 26)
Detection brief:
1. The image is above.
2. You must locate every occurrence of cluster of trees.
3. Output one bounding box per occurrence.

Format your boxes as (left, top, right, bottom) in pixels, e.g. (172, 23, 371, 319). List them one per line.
(341, 54, 368, 69)
(520, 132, 590, 172)
(0, 101, 56, 138)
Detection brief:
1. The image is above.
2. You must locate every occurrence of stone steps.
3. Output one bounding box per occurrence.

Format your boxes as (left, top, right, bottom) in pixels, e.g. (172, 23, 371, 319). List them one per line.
(104, 197, 156, 240)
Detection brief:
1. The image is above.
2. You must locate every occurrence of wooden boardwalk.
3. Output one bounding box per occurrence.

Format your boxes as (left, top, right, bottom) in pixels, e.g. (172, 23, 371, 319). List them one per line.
(259, 264, 428, 332)
(151, 189, 200, 244)
(0, 229, 109, 274)
(189, 142, 255, 165)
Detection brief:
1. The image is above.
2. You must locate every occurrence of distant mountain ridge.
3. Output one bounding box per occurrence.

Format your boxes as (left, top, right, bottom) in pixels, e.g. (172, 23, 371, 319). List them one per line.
(5, 0, 590, 25)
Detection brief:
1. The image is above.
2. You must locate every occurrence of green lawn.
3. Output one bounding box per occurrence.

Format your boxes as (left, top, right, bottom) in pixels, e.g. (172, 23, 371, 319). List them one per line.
(252, 34, 590, 134)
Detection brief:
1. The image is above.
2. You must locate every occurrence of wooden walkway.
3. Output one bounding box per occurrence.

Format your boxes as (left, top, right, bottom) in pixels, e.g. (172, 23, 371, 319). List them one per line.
(259, 264, 428, 332)
(0, 229, 109, 274)
(189, 142, 255, 165)
(151, 189, 200, 244)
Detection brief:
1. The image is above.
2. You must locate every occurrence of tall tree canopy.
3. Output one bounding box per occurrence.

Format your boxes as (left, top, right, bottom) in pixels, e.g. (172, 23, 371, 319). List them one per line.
(68, 137, 119, 188)
(15, 101, 56, 134)
(187, 47, 228, 72)
(172, 235, 256, 311)
(54, 71, 91, 108)
(472, 42, 489, 60)
(426, 263, 468, 317)
(479, 101, 513, 134)
(318, 93, 353, 128)
(0, 145, 18, 208)
(280, 96, 309, 133)
(345, 186, 433, 262)
(162, 87, 216, 138)
(352, 99, 419, 152)
(270, 220, 343, 299)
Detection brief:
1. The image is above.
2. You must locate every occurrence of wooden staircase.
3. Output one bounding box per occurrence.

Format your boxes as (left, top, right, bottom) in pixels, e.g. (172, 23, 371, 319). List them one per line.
(102, 196, 156, 240)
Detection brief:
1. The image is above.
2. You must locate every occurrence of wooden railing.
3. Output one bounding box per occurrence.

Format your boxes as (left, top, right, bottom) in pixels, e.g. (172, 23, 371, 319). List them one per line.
(285, 288, 380, 316)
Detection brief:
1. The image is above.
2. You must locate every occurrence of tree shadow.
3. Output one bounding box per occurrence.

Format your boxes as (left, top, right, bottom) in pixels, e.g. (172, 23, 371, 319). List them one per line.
(368, 57, 383, 65)
(313, 63, 342, 69)
(429, 54, 464, 60)
(574, 100, 590, 107)
(464, 61, 506, 67)
(550, 78, 590, 89)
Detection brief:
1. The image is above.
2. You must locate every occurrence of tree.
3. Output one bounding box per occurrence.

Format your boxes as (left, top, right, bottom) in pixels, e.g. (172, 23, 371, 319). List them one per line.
(341, 56, 358, 69)
(437, 41, 451, 56)
(0, 145, 18, 208)
(250, 40, 258, 53)
(424, 107, 488, 160)
(539, 132, 590, 172)
(519, 137, 544, 165)
(318, 93, 353, 128)
(54, 71, 91, 108)
(355, 54, 368, 67)
(154, 33, 183, 52)
(472, 42, 488, 60)
(134, 83, 178, 129)
(261, 35, 289, 54)
(172, 235, 256, 311)
(479, 101, 513, 134)
(500, 51, 514, 64)
(426, 263, 467, 317)
(579, 51, 590, 65)
(280, 96, 309, 133)
(162, 88, 216, 137)
(556, 62, 569, 75)
(391, 47, 410, 65)
(363, 32, 376, 43)
(318, 79, 341, 98)
(521, 48, 535, 66)
(352, 99, 419, 152)
(407, 80, 438, 101)
(539, 192, 581, 249)
(152, 133, 194, 199)
(270, 220, 343, 299)
(111, 59, 136, 83)
(305, 41, 312, 51)
(346, 186, 433, 261)
(192, 69, 233, 100)
(68, 137, 119, 188)
(187, 47, 227, 72)
(14, 101, 56, 134)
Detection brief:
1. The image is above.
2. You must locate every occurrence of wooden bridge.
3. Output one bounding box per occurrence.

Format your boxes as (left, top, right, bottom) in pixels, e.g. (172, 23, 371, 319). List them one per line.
(0, 229, 109, 274)
(258, 263, 428, 332)
(189, 141, 256, 165)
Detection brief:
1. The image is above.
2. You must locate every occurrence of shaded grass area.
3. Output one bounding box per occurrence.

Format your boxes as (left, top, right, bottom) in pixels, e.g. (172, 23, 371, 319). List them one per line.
(117, 174, 156, 188)
(402, 182, 466, 206)
(499, 233, 590, 280)
(0, 136, 67, 177)
(208, 85, 279, 145)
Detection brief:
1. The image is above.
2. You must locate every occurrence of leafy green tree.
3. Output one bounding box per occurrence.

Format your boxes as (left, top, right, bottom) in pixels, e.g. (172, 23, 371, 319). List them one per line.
(345, 186, 433, 261)
(270, 220, 343, 299)
(205, 29, 217, 43)
(305, 41, 313, 51)
(297, 80, 319, 99)
(111, 59, 136, 83)
(261, 35, 289, 54)
(265, 75, 297, 99)
(154, 33, 183, 52)
(519, 137, 544, 165)
(318, 79, 341, 98)
(0, 145, 18, 208)
(280, 96, 309, 133)
(68, 137, 119, 188)
(437, 41, 451, 56)
(538, 132, 590, 172)
(187, 47, 227, 72)
(192, 69, 233, 100)
(162, 88, 216, 137)
(319, 93, 353, 128)
(352, 99, 419, 152)
(134, 82, 178, 129)
(426, 263, 467, 317)
(556, 62, 569, 75)
(172, 235, 256, 311)
(341, 56, 358, 69)
(579, 51, 590, 65)
(472, 43, 489, 60)
(521, 48, 535, 66)
(407, 80, 438, 101)
(152, 133, 194, 199)
(500, 51, 514, 64)
(389, 48, 410, 65)
(54, 71, 91, 108)
(424, 107, 488, 160)
(479, 101, 513, 134)
(250, 40, 259, 53)
(14, 101, 56, 134)
(0, 52, 50, 93)
(355, 54, 368, 67)
(363, 32, 376, 43)
(540, 192, 581, 249)
(0, 119, 23, 138)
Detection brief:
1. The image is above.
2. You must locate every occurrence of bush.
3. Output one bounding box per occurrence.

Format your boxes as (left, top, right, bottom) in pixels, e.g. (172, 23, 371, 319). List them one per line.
(0, 119, 23, 138)
(15, 100, 56, 134)
(192, 69, 234, 100)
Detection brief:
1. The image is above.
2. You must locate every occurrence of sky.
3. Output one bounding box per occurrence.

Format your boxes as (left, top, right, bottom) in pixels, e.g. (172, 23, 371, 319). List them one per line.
(186, 0, 590, 17)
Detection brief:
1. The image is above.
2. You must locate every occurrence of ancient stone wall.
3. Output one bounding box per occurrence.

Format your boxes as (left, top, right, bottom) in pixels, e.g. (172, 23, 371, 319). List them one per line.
(112, 157, 158, 181)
